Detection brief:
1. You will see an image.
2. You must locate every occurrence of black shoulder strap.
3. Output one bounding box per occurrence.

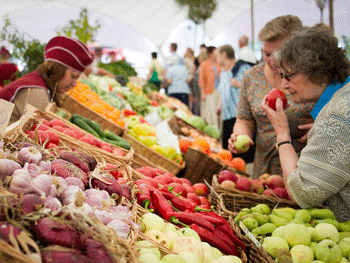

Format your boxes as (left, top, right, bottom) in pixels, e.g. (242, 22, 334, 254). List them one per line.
(231, 59, 256, 78)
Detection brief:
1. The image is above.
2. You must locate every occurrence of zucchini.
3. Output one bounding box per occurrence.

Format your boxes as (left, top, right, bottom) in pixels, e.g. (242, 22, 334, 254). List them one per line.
(101, 137, 131, 150)
(72, 118, 100, 138)
(83, 118, 105, 138)
(69, 114, 84, 123)
(104, 130, 123, 141)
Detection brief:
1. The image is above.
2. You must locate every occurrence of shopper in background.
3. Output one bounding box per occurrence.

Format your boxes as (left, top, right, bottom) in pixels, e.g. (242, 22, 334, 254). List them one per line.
(166, 43, 183, 68)
(166, 56, 191, 106)
(199, 46, 220, 129)
(238, 35, 257, 64)
(184, 47, 196, 110)
(84, 46, 114, 78)
(147, 52, 164, 90)
(215, 45, 240, 150)
(262, 26, 350, 221)
(200, 43, 207, 53)
(228, 15, 315, 178)
(0, 46, 19, 87)
(109, 51, 117, 62)
(0, 36, 93, 125)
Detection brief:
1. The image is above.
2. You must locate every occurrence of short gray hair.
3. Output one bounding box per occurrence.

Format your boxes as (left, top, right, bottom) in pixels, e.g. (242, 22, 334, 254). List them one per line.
(274, 26, 350, 84)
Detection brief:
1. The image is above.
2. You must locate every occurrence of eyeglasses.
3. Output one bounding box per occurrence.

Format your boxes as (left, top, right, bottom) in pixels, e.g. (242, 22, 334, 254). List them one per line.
(279, 71, 299, 81)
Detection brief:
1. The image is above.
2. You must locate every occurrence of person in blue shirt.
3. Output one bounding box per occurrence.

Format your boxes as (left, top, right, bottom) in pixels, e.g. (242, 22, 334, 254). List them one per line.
(261, 26, 350, 222)
(166, 56, 191, 106)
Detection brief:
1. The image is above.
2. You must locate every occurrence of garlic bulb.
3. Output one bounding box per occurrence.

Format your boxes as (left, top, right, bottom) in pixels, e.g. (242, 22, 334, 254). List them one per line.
(18, 147, 42, 165)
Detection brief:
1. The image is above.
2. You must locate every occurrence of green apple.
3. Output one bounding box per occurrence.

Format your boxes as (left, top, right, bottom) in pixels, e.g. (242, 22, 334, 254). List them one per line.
(163, 231, 179, 250)
(295, 209, 312, 223)
(177, 228, 201, 241)
(214, 256, 243, 263)
(341, 257, 349, 262)
(290, 244, 314, 263)
(283, 223, 311, 247)
(140, 213, 165, 232)
(161, 254, 186, 263)
(172, 236, 204, 262)
(233, 134, 251, 153)
(310, 261, 325, 263)
(262, 236, 289, 259)
(315, 239, 342, 263)
(272, 226, 288, 238)
(242, 217, 259, 231)
(309, 242, 318, 254)
(314, 223, 339, 243)
(164, 223, 177, 233)
(136, 240, 161, 259)
(338, 237, 350, 258)
(179, 251, 200, 263)
(212, 247, 223, 260)
(138, 252, 161, 263)
(201, 242, 214, 263)
(144, 229, 167, 247)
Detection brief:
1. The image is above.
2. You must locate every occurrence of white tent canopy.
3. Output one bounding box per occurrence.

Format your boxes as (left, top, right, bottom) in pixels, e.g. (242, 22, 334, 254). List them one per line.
(0, 0, 349, 76)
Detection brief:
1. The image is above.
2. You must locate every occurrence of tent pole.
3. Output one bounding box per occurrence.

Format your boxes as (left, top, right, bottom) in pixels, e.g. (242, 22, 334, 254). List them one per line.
(329, 0, 334, 31)
(251, 0, 254, 50)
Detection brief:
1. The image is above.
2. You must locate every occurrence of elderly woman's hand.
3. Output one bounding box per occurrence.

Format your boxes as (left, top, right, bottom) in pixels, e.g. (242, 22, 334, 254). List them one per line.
(261, 96, 291, 140)
(228, 133, 254, 154)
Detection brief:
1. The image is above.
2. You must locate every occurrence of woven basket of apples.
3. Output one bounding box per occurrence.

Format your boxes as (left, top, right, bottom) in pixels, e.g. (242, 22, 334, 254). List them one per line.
(209, 170, 300, 218)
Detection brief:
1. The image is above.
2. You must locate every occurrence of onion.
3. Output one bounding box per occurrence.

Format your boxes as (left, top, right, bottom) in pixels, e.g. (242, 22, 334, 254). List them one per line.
(64, 177, 84, 191)
(44, 196, 62, 212)
(10, 169, 45, 196)
(106, 219, 130, 239)
(0, 159, 21, 181)
(93, 210, 112, 225)
(41, 250, 90, 263)
(20, 193, 45, 214)
(0, 222, 22, 244)
(17, 147, 42, 165)
(85, 238, 114, 263)
(60, 185, 85, 206)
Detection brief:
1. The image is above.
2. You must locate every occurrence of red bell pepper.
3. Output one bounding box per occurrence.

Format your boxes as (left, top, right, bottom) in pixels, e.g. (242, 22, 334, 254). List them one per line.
(151, 190, 175, 221)
(190, 224, 239, 256)
(161, 192, 195, 213)
(169, 212, 215, 232)
(123, 109, 137, 117)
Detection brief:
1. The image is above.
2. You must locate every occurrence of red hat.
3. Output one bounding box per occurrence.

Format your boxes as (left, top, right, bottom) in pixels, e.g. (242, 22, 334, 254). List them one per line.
(45, 36, 93, 73)
(0, 46, 10, 57)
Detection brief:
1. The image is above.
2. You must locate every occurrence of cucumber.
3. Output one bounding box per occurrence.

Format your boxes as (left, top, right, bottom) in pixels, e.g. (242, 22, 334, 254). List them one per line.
(104, 130, 123, 141)
(69, 114, 84, 123)
(83, 118, 105, 138)
(72, 118, 100, 138)
(101, 137, 131, 150)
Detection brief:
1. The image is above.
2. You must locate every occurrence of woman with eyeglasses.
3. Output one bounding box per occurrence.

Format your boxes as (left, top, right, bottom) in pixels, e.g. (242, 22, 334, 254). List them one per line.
(261, 26, 350, 221)
(228, 15, 315, 178)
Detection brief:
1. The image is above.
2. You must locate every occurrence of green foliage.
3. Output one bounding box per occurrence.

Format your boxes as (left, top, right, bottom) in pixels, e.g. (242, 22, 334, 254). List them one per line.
(0, 15, 45, 75)
(55, 7, 101, 44)
(98, 60, 137, 82)
(341, 36, 350, 60)
(174, 0, 217, 24)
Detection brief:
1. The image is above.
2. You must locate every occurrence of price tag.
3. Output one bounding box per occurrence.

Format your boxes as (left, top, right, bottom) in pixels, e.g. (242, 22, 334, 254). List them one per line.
(0, 99, 15, 136)
(239, 221, 261, 248)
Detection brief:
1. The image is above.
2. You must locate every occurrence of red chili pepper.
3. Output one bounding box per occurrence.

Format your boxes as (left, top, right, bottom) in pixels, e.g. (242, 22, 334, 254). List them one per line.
(136, 184, 154, 212)
(169, 212, 215, 232)
(217, 223, 246, 250)
(213, 227, 236, 249)
(161, 192, 195, 213)
(151, 190, 175, 221)
(196, 213, 225, 226)
(123, 109, 137, 117)
(139, 116, 147, 124)
(190, 224, 238, 256)
(151, 101, 159, 107)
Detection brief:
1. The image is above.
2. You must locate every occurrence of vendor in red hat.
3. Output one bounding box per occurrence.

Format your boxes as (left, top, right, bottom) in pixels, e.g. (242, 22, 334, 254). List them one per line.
(0, 36, 93, 125)
(0, 46, 19, 87)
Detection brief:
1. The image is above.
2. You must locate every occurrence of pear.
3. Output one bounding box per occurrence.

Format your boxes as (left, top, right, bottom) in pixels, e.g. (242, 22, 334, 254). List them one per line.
(283, 223, 311, 247)
(252, 212, 270, 226)
(310, 208, 335, 220)
(295, 209, 312, 223)
(290, 244, 315, 263)
(315, 218, 340, 230)
(338, 237, 350, 258)
(310, 242, 318, 254)
(272, 210, 294, 222)
(269, 214, 288, 227)
(272, 226, 287, 238)
(251, 223, 277, 236)
(242, 217, 259, 231)
(314, 223, 339, 243)
(262, 236, 289, 259)
(234, 211, 251, 223)
(251, 204, 270, 215)
(340, 257, 349, 262)
(288, 218, 305, 225)
(315, 239, 342, 263)
(339, 222, 350, 232)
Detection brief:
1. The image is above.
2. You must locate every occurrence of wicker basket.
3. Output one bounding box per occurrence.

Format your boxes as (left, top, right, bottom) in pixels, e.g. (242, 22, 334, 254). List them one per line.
(210, 174, 300, 218)
(58, 94, 125, 136)
(122, 133, 185, 175)
(168, 115, 208, 137)
(228, 216, 275, 263)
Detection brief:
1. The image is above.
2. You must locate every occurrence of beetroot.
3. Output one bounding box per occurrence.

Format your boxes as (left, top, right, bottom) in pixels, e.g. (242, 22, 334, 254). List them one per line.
(84, 238, 113, 263)
(0, 222, 22, 244)
(41, 250, 90, 263)
(73, 151, 97, 171)
(59, 152, 90, 175)
(20, 193, 44, 214)
(91, 176, 122, 197)
(51, 159, 88, 187)
(33, 217, 86, 250)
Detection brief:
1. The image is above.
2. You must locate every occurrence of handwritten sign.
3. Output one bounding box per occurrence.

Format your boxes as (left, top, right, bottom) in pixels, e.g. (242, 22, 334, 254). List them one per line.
(239, 221, 261, 248)
(0, 99, 15, 136)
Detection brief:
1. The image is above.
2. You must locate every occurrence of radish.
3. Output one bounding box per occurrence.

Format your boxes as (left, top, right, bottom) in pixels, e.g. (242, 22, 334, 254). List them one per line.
(33, 217, 86, 249)
(51, 159, 88, 187)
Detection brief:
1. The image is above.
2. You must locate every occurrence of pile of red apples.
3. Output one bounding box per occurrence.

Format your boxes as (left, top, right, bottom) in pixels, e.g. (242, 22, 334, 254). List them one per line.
(217, 170, 290, 200)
